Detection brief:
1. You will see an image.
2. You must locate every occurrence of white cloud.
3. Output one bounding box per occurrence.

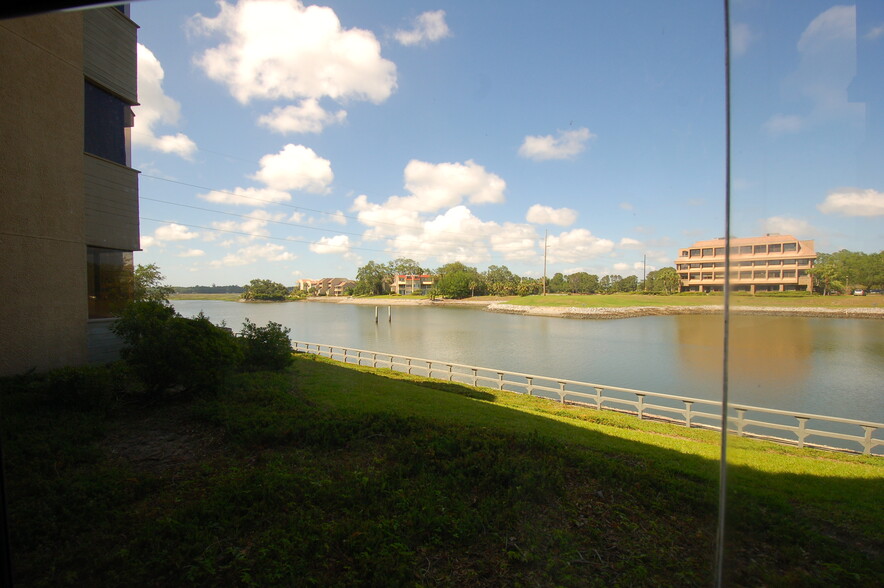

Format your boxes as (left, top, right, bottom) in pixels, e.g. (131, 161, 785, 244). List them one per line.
(404, 159, 506, 210)
(178, 249, 205, 258)
(490, 223, 539, 261)
(199, 186, 292, 207)
(310, 235, 350, 254)
(133, 44, 197, 159)
(154, 223, 199, 242)
(252, 144, 333, 194)
(619, 202, 634, 211)
(763, 113, 805, 135)
(394, 10, 451, 46)
(759, 216, 815, 237)
(210, 242, 295, 267)
(769, 5, 862, 133)
(817, 188, 884, 217)
(618, 237, 643, 249)
(525, 204, 577, 226)
(360, 160, 505, 216)
(257, 98, 347, 134)
(865, 25, 884, 40)
(192, 0, 397, 104)
(518, 127, 595, 161)
(545, 229, 615, 264)
(211, 209, 286, 241)
(731, 22, 755, 56)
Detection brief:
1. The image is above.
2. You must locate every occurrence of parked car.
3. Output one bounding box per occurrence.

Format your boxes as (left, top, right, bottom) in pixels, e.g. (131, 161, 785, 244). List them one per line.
(852, 289, 866, 296)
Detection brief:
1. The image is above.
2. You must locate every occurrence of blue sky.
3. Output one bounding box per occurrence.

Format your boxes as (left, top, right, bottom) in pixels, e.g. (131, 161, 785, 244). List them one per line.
(131, 0, 883, 286)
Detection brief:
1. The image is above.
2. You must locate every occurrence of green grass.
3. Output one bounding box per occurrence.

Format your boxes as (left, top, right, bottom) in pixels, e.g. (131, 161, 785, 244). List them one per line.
(1, 357, 881, 586)
(509, 293, 882, 309)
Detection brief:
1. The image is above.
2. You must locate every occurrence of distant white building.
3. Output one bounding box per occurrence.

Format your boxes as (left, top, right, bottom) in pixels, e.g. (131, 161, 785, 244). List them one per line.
(391, 274, 436, 295)
(297, 277, 355, 296)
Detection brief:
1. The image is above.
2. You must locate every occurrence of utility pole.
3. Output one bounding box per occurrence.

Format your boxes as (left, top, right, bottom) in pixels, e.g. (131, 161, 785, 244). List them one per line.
(542, 230, 548, 296)
(643, 254, 647, 292)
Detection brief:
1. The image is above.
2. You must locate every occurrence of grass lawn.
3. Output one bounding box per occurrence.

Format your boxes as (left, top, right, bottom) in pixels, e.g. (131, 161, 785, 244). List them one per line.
(509, 293, 883, 309)
(1, 356, 881, 586)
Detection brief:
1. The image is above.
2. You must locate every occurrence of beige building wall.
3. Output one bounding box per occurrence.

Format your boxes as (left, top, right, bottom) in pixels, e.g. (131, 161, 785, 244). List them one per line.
(0, 12, 89, 375)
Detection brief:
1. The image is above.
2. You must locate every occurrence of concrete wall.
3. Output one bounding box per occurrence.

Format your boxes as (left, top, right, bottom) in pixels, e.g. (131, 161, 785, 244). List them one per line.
(0, 12, 88, 375)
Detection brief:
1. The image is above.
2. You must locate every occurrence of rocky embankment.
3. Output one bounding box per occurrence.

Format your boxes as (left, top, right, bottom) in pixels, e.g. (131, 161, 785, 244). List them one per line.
(485, 303, 884, 320)
(307, 296, 883, 319)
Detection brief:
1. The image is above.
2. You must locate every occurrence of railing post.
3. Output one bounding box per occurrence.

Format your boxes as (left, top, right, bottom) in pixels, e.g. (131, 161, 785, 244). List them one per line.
(526, 377, 533, 396)
(735, 409, 747, 436)
(427, 361, 433, 377)
(796, 417, 809, 448)
(407, 358, 412, 375)
(447, 364, 453, 382)
(372, 353, 377, 368)
(343, 348, 348, 364)
(861, 426, 875, 455)
(594, 387, 603, 410)
(558, 381, 566, 404)
(497, 372, 504, 391)
(472, 368, 478, 387)
(684, 401, 693, 428)
(636, 394, 645, 419)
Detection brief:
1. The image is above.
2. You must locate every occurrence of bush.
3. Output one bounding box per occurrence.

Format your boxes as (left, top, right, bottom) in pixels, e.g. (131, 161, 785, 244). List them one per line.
(238, 319, 293, 372)
(113, 302, 242, 396)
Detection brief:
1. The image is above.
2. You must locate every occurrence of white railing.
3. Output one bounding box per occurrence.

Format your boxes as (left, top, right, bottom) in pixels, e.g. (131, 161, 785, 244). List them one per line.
(291, 341, 883, 456)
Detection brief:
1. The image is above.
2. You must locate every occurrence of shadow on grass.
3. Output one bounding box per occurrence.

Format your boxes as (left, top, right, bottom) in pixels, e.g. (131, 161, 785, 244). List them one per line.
(1, 358, 881, 586)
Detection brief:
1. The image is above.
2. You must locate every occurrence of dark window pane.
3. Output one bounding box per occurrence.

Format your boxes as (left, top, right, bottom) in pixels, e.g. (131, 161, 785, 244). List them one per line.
(87, 246, 133, 318)
(84, 81, 127, 164)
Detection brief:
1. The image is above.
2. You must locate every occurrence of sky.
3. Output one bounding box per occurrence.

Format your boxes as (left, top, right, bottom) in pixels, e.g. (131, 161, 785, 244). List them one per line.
(129, 0, 883, 286)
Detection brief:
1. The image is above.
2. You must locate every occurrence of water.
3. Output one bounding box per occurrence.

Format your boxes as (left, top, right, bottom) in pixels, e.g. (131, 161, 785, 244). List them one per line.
(173, 300, 883, 424)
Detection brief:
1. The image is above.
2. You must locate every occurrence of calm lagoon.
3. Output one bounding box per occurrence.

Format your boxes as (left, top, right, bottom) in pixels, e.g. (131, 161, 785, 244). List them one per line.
(173, 300, 883, 423)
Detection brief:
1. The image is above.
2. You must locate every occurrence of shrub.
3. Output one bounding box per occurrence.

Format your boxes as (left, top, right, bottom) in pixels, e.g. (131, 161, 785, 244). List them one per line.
(238, 319, 293, 372)
(113, 302, 242, 396)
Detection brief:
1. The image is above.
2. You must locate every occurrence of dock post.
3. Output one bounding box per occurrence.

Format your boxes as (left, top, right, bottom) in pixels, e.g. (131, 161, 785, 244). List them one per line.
(388, 306, 392, 322)
(375, 306, 378, 323)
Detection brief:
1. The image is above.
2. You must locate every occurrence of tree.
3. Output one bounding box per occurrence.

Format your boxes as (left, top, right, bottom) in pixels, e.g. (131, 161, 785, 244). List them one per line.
(615, 275, 639, 292)
(548, 272, 567, 293)
(646, 267, 680, 294)
(435, 262, 481, 299)
(390, 257, 425, 276)
(354, 260, 392, 296)
(134, 263, 174, 303)
(484, 265, 518, 295)
(566, 272, 599, 294)
(242, 279, 289, 301)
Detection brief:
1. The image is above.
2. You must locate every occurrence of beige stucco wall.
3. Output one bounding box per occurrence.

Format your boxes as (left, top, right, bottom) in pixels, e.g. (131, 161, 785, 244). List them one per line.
(0, 12, 88, 375)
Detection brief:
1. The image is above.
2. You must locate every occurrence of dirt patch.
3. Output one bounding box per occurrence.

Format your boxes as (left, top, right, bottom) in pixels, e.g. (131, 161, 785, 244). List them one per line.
(102, 401, 224, 476)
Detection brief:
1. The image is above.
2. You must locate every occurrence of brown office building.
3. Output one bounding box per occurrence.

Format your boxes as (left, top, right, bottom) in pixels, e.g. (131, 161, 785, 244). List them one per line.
(0, 6, 140, 375)
(676, 235, 815, 293)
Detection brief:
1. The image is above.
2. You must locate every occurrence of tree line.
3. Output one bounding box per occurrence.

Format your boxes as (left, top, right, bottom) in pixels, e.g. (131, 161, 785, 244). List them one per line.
(809, 249, 884, 295)
(353, 258, 680, 299)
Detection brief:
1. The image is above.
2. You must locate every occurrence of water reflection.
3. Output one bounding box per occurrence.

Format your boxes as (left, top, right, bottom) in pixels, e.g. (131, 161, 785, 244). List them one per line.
(676, 314, 812, 384)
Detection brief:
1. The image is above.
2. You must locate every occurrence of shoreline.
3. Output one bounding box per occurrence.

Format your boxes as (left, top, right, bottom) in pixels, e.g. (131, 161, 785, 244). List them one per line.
(305, 296, 884, 319)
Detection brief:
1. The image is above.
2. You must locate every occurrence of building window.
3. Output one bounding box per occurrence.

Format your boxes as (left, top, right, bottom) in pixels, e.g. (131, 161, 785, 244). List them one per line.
(702, 263, 713, 268)
(753, 271, 766, 279)
(714, 247, 725, 256)
(87, 247, 133, 319)
(797, 259, 810, 266)
(739, 245, 752, 254)
(702, 248, 713, 256)
(769, 270, 781, 278)
(783, 270, 796, 278)
(783, 242, 797, 252)
(753, 260, 766, 266)
(701, 272, 713, 280)
(84, 81, 131, 165)
(680, 250, 689, 257)
(769, 243, 782, 253)
(690, 248, 700, 257)
(689, 273, 700, 280)
(753, 245, 766, 254)
(739, 271, 751, 279)
(783, 259, 796, 265)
